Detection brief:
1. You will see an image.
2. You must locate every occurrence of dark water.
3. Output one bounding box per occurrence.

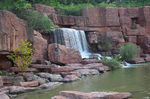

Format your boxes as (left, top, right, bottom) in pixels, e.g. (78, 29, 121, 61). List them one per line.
(15, 64, 150, 99)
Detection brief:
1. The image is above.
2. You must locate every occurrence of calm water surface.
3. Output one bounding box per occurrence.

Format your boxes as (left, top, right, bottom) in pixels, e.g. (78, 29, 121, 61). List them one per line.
(15, 64, 150, 99)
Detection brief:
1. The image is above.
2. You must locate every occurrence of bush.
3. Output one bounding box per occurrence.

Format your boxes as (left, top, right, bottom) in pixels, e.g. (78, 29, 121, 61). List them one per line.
(14, 10, 55, 32)
(55, 3, 94, 16)
(101, 57, 121, 70)
(7, 40, 33, 71)
(120, 43, 138, 61)
(98, 34, 112, 51)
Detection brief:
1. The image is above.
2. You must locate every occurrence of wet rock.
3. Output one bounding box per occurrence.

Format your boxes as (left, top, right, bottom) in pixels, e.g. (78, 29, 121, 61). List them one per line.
(37, 73, 63, 82)
(48, 43, 82, 65)
(1, 76, 24, 86)
(52, 91, 132, 99)
(73, 69, 99, 76)
(51, 96, 67, 99)
(61, 75, 80, 82)
(0, 94, 10, 99)
(33, 31, 48, 63)
(22, 73, 48, 85)
(39, 82, 62, 89)
(9, 86, 38, 94)
(20, 81, 39, 87)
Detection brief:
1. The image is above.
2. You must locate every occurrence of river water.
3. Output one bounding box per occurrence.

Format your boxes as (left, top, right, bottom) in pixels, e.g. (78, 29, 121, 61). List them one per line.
(15, 64, 150, 99)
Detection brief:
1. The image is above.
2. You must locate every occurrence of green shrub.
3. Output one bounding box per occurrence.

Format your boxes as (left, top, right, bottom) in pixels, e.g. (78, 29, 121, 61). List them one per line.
(97, 2, 116, 7)
(98, 34, 112, 51)
(120, 43, 138, 61)
(15, 10, 55, 32)
(101, 57, 121, 70)
(7, 40, 33, 71)
(55, 3, 94, 16)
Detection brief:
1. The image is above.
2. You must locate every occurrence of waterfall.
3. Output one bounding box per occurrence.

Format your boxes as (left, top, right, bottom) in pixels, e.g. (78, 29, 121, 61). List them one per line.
(53, 28, 101, 59)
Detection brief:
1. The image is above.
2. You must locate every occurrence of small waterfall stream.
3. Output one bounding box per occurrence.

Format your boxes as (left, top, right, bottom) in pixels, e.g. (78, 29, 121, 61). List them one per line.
(54, 28, 101, 59)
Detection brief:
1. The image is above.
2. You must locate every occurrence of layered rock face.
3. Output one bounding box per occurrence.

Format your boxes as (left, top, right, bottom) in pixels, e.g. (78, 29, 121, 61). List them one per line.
(0, 10, 32, 70)
(33, 4, 150, 55)
(0, 10, 29, 51)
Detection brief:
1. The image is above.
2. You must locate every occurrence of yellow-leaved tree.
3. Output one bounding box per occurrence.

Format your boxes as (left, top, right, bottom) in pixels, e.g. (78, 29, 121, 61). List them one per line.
(7, 40, 33, 71)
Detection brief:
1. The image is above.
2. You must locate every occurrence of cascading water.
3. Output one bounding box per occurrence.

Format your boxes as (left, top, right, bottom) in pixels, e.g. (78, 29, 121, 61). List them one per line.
(54, 28, 101, 59)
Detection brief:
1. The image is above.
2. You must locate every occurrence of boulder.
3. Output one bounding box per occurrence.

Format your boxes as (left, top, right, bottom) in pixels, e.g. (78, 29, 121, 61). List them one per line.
(33, 31, 48, 63)
(50, 66, 75, 74)
(37, 73, 63, 82)
(52, 91, 132, 99)
(22, 73, 48, 85)
(9, 86, 38, 94)
(20, 81, 39, 87)
(48, 43, 82, 65)
(1, 76, 24, 86)
(61, 75, 80, 82)
(73, 69, 99, 76)
(39, 82, 62, 89)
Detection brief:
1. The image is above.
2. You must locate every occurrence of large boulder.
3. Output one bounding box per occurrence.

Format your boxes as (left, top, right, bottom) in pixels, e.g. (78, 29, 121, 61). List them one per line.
(33, 31, 48, 63)
(52, 91, 132, 99)
(0, 54, 12, 70)
(48, 43, 82, 64)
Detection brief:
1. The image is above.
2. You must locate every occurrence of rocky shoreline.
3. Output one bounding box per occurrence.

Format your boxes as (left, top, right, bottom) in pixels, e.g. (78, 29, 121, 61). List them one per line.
(0, 59, 111, 99)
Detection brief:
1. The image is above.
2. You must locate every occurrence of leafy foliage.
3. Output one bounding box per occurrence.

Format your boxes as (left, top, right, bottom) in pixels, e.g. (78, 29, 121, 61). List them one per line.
(120, 43, 139, 61)
(101, 57, 121, 70)
(15, 10, 55, 31)
(7, 40, 33, 71)
(98, 34, 112, 51)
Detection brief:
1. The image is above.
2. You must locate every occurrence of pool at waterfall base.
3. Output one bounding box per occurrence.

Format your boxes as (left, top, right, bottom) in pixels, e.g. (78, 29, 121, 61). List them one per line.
(15, 64, 150, 99)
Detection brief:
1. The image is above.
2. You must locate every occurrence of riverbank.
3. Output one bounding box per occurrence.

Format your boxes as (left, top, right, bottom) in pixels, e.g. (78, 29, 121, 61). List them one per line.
(0, 59, 110, 99)
(13, 64, 150, 99)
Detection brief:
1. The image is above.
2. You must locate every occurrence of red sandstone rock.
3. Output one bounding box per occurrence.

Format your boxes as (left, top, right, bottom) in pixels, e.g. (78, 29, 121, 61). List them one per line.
(81, 59, 101, 64)
(52, 91, 132, 99)
(125, 36, 137, 43)
(0, 10, 29, 52)
(33, 31, 48, 63)
(61, 75, 80, 82)
(50, 66, 75, 74)
(106, 7, 120, 26)
(33, 4, 55, 17)
(2, 76, 24, 86)
(48, 43, 82, 65)
(20, 81, 39, 87)
(0, 55, 12, 70)
(137, 36, 150, 54)
(128, 57, 145, 64)
(82, 7, 106, 26)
